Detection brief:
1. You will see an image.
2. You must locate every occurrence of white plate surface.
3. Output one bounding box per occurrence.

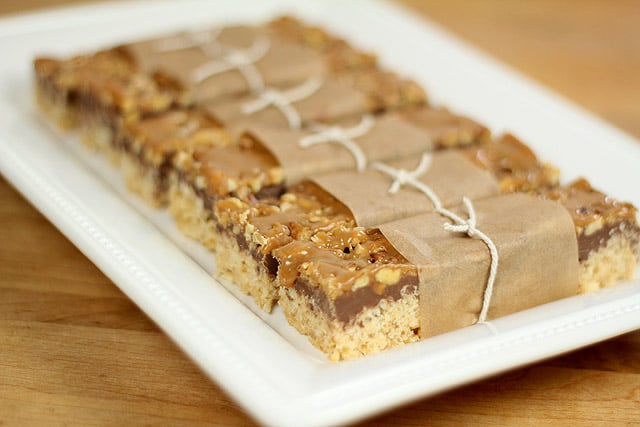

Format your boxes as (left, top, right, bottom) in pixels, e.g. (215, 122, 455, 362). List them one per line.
(1, 1, 639, 426)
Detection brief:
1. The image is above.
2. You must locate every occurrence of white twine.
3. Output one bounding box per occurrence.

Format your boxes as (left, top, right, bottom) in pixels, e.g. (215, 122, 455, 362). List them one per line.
(190, 36, 271, 92)
(440, 197, 499, 324)
(371, 153, 443, 211)
(154, 28, 223, 57)
(241, 76, 323, 130)
(298, 115, 375, 172)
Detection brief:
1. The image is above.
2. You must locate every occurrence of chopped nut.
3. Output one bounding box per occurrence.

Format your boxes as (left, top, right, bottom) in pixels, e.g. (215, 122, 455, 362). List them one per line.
(352, 274, 370, 290)
(375, 268, 401, 285)
(584, 218, 604, 236)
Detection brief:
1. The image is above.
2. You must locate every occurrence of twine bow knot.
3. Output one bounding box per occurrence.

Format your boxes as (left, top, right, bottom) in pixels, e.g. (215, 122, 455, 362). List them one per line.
(299, 115, 375, 171)
(442, 197, 499, 323)
(241, 77, 323, 130)
(371, 154, 444, 211)
(190, 36, 271, 91)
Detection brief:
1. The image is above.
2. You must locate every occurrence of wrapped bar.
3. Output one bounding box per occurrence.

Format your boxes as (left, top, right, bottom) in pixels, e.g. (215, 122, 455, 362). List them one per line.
(274, 179, 639, 360)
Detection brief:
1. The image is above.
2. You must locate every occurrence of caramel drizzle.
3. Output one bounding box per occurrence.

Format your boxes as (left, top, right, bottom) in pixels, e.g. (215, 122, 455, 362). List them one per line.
(299, 114, 375, 171)
(241, 76, 323, 129)
(371, 156, 499, 325)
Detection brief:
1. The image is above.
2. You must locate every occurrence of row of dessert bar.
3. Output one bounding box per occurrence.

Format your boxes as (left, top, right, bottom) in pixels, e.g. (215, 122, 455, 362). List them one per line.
(34, 16, 639, 361)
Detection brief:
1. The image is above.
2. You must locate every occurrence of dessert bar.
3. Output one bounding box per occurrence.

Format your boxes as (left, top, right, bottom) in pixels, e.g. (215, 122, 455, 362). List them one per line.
(274, 180, 639, 360)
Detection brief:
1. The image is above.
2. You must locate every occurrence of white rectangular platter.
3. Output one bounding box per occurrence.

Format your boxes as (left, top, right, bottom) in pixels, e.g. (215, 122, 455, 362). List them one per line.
(0, 1, 639, 426)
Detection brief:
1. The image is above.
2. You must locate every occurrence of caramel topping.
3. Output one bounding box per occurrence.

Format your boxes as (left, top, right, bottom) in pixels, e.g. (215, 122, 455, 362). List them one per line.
(276, 240, 349, 289)
(214, 182, 353, 251)
(124, 110, 230, 164)
(273, 224, 410, 298)
(269, 16, 354, 53)
(296, 255, 416, 300)
(291, 181, 352, 216)
(196, 137, 277, 175)
(249, 189, 354, 253)
(190, 135, 281, 198)
(341, 70, 427, 111)
(268, 16, 338, 52)
(402, 107, 491, 148)
(539, 178, 638, 233)
(463, 133, 559, 192)
(252, 215, 296, 253)
(268, 16, 377, 72)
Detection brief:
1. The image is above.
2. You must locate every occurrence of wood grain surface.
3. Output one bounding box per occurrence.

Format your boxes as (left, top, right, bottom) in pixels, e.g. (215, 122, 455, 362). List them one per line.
(1, 1, 639, 426)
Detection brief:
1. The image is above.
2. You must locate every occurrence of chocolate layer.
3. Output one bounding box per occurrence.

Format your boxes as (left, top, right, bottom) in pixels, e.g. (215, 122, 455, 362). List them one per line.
(578, 221, 640, 262)
(538, 178, 639, 260)
(294, 273, 418, 324)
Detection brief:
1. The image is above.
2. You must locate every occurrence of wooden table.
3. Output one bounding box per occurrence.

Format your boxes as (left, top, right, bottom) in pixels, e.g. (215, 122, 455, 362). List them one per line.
(1, 1, 639, 425)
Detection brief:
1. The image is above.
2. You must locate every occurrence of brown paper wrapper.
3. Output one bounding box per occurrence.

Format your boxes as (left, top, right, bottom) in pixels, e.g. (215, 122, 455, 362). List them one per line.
(310, 151, 500, 227)
(242, 113, 434, 185)
(203, 78, 370, 135)
(378, 193, 579, 337)
(124, 26, 259, 72)
(124, 26, 327, 102)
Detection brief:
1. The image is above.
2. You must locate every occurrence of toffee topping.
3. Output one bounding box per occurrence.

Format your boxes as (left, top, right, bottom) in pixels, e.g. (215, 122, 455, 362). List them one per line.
(463, 133, 559, 192)
(294, 273, 418, 324)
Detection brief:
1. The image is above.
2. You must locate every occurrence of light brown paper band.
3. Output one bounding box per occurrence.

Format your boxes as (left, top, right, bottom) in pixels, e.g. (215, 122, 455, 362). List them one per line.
(241, 77, 324, 129)
(124, 25, 259, 75)
(241, 113, 434, 185)
(153, 28, 224, 56)
(378, 193, 579, 338)
(124, 26, 328, 102)
(299, 115, 376, 170)
(203, 77, 371, 136)
(310, 150, 499, 227)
